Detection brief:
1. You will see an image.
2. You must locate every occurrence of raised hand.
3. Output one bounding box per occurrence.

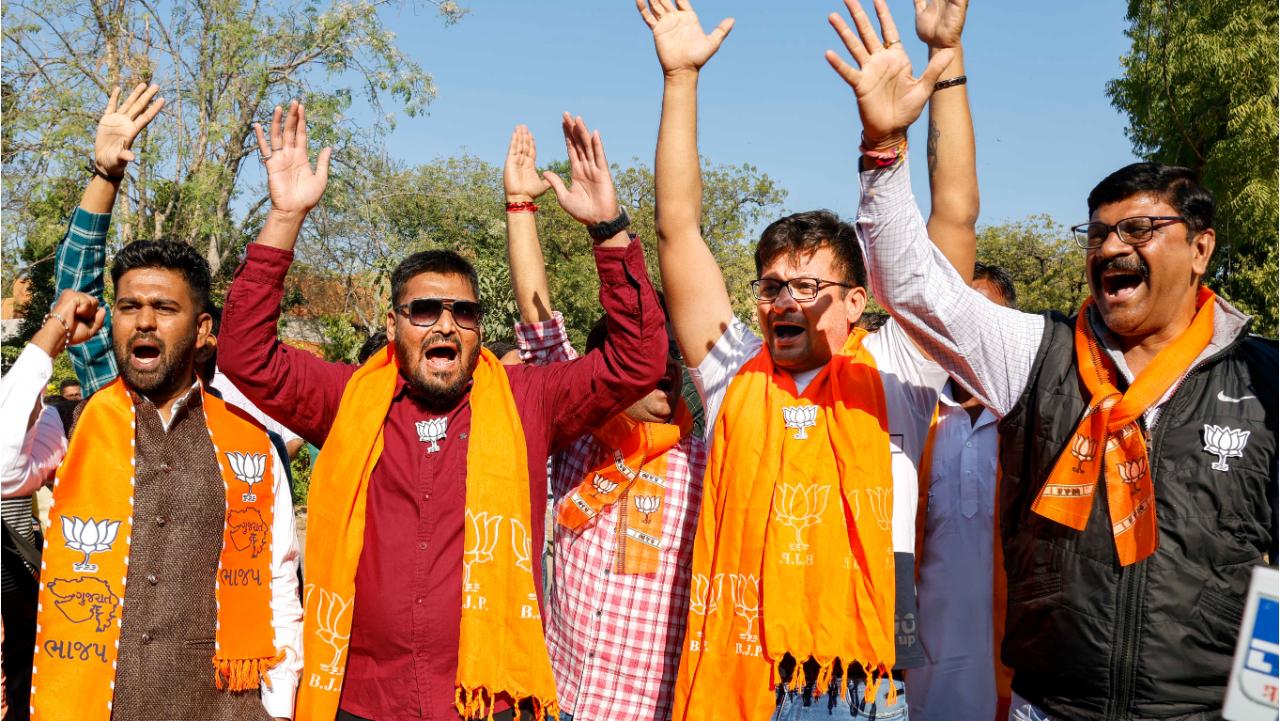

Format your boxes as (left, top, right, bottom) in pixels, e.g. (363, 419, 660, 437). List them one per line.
(543, 113, 620, 227)
(95, 84, 165, 178)
(43, 290, 105, 350)
(637, 0, 734, 76)
(254, 100, 332, 217)
(504, 125, 551, 203)
(914, 0, 968, 49)
(825, 0, 954, 144)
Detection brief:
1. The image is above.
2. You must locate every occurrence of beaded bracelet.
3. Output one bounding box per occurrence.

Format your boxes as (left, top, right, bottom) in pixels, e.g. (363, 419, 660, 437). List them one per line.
(934, 75, 968, 91)
(43, 312, 72, 347)
(506, 201, 539, 213)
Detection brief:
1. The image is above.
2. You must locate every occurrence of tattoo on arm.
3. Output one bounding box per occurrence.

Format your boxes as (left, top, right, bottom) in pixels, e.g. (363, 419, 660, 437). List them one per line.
(927, 121, 940, 178)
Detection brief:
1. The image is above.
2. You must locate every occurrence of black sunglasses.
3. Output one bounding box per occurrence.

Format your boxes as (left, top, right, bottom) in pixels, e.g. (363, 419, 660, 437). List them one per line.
(394, 297, 484, 330)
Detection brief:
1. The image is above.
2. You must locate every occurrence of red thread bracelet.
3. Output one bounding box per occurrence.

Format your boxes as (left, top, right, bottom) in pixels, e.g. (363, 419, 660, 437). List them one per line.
(859, 135, 907, 168)
(506, 201, 538, 213)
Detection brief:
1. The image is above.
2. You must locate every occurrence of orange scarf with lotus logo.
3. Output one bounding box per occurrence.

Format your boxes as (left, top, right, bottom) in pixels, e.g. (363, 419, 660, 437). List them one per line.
(295, 346, 559, 721)
(31, 378, 281, 721)
(674, 330, 896, 721)
(556, 401, 693, 574)
(1033, 288, 1216, 566)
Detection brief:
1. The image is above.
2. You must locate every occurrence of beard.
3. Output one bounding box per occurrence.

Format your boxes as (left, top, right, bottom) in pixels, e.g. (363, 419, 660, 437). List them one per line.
(395, 332, 481, 410)
(114, 331, 196, 399)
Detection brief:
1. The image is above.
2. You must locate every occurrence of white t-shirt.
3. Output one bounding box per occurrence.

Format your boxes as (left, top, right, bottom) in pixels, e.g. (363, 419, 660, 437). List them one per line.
(688, 317, 948, 566)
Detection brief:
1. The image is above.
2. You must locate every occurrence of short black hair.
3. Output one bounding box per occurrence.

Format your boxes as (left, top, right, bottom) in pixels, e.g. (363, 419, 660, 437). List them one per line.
(110, 240, 212, 311)
(390, 250, 480, 306)
(59, 378, 81, 391)
(357, 330, 388, 364)
(485, 340, 517, 358)
(755, 210, 867, 289)
(972, 262, 1018, 308)
(1087, 163, 1215, 234)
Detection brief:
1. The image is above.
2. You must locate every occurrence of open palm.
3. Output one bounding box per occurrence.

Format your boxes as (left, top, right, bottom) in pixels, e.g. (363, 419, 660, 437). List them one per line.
(504, 125, 551, 202)
(825, 0, 954, 142)
(543, 113, 618, 227)
(95, 84, 164, 177)
(255, 100, 332, 215)
(914, 0, 968, 49)
(637, 0, 734, 75)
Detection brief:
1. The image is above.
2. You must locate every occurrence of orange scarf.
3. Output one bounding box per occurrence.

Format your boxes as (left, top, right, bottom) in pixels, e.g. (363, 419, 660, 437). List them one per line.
(556, 401, 693, 574)
(1033, 288, 1216, 566)
(674, 330, 896, 720)
(295, 346, 559, 721)
(32, 379, 281, 721)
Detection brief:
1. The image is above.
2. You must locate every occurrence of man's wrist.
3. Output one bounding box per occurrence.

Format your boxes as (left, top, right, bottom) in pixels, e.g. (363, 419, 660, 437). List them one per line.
(862, 132, 908, 153)
(663, 68, 700, 85)
(32, 322, 67, 358)
(505, 193, 536, 204)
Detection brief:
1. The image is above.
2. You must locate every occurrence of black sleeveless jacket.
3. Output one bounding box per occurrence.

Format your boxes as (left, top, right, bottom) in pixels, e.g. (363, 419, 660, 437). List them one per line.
(997, 311, 1277, 721)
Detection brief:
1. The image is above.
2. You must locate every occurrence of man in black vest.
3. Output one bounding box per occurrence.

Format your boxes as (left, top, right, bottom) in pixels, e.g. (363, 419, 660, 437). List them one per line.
(823, 2, 1278, 718)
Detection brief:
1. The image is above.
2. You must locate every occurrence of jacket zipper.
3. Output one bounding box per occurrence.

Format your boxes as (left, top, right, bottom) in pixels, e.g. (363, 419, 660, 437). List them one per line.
(1105, 333, 1246, 720)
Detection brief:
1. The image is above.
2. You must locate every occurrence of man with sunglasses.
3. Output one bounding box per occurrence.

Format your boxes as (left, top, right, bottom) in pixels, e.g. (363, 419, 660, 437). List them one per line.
(218, 103, 668, 721)
(640, 0, 980, 717)
(839, 0, 1278, 717)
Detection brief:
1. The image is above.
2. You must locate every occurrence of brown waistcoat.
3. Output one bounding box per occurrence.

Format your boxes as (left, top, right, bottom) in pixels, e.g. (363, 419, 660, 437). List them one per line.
(73, 392, 273, 721)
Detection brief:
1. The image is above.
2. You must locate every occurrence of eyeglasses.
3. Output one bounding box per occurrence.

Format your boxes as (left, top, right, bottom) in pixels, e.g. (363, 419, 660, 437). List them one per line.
(1071, 216, 1188, 250)
(394, 298, 484, 330)
(750, 277, 852, 303)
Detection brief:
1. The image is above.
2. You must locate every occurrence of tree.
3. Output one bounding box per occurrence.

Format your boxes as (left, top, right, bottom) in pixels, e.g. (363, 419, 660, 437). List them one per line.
(974, 215, 1088, 314)
(298, 152, 786, 350)
(3, 0, 466, 281)
(1107, 0, 1278, 333)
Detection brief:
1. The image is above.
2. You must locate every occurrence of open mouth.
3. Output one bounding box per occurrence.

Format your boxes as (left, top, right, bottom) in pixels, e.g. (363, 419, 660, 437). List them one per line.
(772, 322, 805, 342)
(129, 338, 162, 372)
(1099, 269, 1145, 303)
(423, 342, 460, 371)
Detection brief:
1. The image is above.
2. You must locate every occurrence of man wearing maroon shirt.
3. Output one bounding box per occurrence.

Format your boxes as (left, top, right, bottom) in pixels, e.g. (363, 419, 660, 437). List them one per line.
(218, 103, 668, 721)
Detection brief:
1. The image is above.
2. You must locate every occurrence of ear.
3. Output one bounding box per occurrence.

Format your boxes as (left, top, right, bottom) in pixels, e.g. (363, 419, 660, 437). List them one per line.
(196, 312, 214, 348)
(386, 308, 398, 343)
(1189, 227, 1216, 277)
(843, 286, 868, 326)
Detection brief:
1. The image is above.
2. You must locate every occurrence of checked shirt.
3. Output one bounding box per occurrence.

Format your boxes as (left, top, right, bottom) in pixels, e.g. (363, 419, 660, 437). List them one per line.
(54, 208, 117, 395)
(516, 314, 707, 721)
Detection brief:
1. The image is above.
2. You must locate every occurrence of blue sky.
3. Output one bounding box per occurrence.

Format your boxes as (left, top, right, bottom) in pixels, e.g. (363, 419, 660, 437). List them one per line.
(370, 0, 1139, 230)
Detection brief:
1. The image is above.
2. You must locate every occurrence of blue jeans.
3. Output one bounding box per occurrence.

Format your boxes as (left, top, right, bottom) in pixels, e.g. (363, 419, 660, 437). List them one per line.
(773, 674, 908, 720)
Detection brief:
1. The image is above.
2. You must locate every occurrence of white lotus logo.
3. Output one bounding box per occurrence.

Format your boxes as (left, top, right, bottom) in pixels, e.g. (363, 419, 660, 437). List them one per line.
(305, 584, 353, 674)
(226, 451, 267, 502)
(416, 417, 448, 453)
(1069, 434, 1098, 473)
(782, 405, 818, 440)
(864, 487, 893, 532)
(1203, 424, 1250, 472)
(634, 495, 661, 523)
(590, 475, 620, 498)
(730, 573, 761, 643)
(774, 483, 831, 551)
(509, 518, 532, 572)
(463, 510, 503, 593)
(61, 516, 121, 573)
(689, 573, 723, 616)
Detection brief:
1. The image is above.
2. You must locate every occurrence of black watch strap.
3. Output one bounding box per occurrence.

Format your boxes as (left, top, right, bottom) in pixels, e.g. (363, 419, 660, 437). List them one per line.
(587, 207, 631, 241)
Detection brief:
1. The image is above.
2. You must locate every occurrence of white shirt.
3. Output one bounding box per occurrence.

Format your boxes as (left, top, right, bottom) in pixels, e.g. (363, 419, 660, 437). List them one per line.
(0, 343, 303, 717)
(913, 381, 1000, 721)
(689, 316, 949, 561)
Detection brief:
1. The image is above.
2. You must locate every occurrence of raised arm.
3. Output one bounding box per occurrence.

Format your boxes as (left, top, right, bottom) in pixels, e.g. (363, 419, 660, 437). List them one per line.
(218, 101, 352, 446)
(503, 125, 555, 323)
(827, 0, 1044, 416)
(57, 84, 165, 395)
(916, 0, 977, 283)
(638, 0, 734, 368)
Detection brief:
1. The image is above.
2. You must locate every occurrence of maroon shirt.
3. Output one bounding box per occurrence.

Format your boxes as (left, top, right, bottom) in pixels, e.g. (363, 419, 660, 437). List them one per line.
(219, 239, 666, 721)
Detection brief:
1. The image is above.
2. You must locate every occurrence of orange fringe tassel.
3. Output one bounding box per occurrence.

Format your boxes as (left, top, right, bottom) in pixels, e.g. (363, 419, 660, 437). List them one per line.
(455, 686, 560, 721)
(212, 648, 286, 692)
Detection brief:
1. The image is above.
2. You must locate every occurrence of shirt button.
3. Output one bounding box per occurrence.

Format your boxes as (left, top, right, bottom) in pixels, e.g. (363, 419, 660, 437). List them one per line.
(159, 463, 172, 473)
(422, 493, 431, 501)
(141, 633, 152, 644)
(459, 432, 468, 440)
(155, 516, 166, 527)
(417, 542, 428, 551)
(965, 441, 973, 448)
(416, 596, 424, 604)
(146, 574, 158, 585)
(595, 610, 602, 617)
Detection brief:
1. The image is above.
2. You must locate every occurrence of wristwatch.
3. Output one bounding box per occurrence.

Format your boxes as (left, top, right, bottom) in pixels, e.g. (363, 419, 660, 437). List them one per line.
(587, 206, 631, 242)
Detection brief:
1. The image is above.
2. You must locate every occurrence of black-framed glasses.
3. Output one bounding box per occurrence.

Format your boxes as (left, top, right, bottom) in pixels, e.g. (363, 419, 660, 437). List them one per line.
(394, 298, 484, 330)
(750, 277, 852, 303)
(1071, 216, 1188, 250)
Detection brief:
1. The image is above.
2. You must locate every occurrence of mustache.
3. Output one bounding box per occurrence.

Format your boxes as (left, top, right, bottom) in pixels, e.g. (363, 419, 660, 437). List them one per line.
(1093, 255, 1150, 285)
(420, 333, 460, 352)
(127, 332, 165, 350)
